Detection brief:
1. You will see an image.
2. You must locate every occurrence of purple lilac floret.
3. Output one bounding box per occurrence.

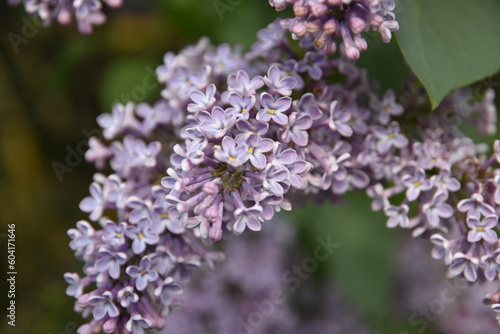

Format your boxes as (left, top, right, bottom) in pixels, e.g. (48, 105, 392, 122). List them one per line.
(7, 0, 123, 34)
(67, 19, 500, 330)
(268, 0, 399, 59)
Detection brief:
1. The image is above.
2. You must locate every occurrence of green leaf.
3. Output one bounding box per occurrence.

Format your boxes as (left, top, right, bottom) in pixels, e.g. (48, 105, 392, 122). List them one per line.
(396, 0, 500, 108)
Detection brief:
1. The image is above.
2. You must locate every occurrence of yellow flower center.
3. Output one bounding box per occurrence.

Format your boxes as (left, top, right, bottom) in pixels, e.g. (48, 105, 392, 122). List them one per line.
(248, 147, 254, 154)
(138, 232, 144, 239)
(268, 109, 276, 115)
(116, 233, 122, 238)
(242, 108, 247, 114)
(229, 156, 236, 161)
(477, 226, 485, 232)
(388, 133, 396, 139)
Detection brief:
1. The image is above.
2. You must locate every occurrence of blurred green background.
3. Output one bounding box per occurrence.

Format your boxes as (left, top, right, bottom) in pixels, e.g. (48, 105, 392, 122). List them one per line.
(0, 1, 498, 334)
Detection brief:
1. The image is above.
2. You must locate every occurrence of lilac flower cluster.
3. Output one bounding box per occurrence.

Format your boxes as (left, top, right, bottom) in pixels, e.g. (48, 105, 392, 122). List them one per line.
(161, 66, 315, 240)
(254, 26, 500, 318)
(394, 234, 499, 334)
(66, 15, 500, 331)
(269, 0, 399, 59)
(360, 86, 500, 321)
(7, 0, 123, 33)
(65, 98, 225, 333)
(66, 26, 375, 331)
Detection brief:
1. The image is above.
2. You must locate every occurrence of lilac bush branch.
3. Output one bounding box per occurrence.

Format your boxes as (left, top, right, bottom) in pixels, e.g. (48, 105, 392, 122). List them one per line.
(64, 7, 500, 334)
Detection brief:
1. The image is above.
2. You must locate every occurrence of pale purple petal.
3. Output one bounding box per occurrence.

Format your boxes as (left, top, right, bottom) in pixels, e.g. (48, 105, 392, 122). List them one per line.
(250, 154, 267, 169)
(273, 112, 288, 125)
(277, 149, 296, 164)
(467, 230, 482, 243)
(246, 216, 262, 231)
(484, 230, 498, 244)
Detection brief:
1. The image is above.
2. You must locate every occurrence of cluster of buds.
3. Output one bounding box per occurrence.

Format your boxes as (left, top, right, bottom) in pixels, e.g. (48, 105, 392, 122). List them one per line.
(269, 0, 399, 59)
(7, 0, 123, 33)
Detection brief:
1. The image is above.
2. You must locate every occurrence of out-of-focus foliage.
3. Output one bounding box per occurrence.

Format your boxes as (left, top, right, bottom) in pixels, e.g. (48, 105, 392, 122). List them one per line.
(286, 194, 398, 331)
